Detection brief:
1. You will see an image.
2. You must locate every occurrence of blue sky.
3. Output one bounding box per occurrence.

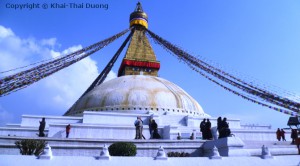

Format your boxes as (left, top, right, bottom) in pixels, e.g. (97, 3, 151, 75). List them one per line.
(0, 0, 300, 129)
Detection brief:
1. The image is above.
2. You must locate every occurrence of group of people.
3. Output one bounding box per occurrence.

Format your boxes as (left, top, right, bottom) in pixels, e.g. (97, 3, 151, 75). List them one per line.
(199, 117, 231, 140)
(199, 118, 213, 140)
(277, 128, 299, 144)
(217, 117, 231, 138)
(276, 128, 286, 141)
(38, 117, 300, 145)
(38, 118, 71, 138)
(134, 117, 161, 139)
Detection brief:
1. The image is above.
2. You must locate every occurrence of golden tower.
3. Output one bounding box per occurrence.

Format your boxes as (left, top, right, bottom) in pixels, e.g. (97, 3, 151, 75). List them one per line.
(118, 2, 160, 77)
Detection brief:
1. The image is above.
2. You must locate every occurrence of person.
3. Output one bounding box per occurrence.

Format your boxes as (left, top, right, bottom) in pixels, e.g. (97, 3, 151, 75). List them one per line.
(66, 124, 71, 138)
(190, 133, 195, 140)
(38, 118, 46, 137)
(276, 128, 281, 141)
(151, 120, 161, 139)
(148, 118, 153, 139)
(177, 133, 181, 140)
(200, 119, 206, 140)
(217, 117, 222, 134)
(295, 130, 300, 154)
(140, 118, 146, 139)
(281, 129, 286, 141)
(219, 117, 231, 138)
(134, 117, 143, 139)
(205, 119, 213, 140)
(291, 129, 298, 144)
(222, 117, 229, 129)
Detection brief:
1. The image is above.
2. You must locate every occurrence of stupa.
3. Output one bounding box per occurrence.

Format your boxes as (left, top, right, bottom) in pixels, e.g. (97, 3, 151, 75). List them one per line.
(64, 2, 206, 118)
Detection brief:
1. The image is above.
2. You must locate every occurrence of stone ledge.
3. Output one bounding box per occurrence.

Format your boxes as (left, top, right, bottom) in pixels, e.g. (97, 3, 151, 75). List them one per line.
(22, 115, 82, 120)
(0, 155, 299, 166)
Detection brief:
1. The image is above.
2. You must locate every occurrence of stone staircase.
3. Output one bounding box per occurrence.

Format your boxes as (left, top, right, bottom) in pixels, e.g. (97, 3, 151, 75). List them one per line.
(0, 136, 205, 157)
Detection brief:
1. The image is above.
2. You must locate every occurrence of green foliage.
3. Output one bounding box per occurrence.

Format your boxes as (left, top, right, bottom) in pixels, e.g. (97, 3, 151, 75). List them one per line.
(15, 139, 47, 156)
(167, 152, 190, 157)
(108, 142, 137, 156)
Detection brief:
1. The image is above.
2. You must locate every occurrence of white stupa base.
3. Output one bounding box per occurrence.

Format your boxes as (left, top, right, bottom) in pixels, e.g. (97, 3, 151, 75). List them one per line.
(0, 111, 296, 158)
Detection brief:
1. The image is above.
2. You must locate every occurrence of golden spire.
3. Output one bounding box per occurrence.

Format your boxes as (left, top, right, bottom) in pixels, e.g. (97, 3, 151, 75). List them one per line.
(129, 2, 148, 28)
(118, 2, 160, 77)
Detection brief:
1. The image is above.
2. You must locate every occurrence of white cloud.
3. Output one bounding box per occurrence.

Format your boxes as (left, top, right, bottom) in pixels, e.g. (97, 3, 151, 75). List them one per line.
(0, 26, 14, 38)
(61, 45, 83, 55)
(50, 50, 60, 58)
(0, 26, 55, 74)
(44, 45, 99, 108)
(0, 25, 102, 116)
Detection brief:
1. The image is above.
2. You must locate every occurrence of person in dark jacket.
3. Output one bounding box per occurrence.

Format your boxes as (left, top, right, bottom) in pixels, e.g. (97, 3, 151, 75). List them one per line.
(291, 129, 298, 144)
(281, 129, 286, 141)
(38, 118, 46, 137)
(200, 119, 206, 140)
(151, 120, 161, 139)
(148, 118, 153, 139)
(205, 119, 213, 140)
(217, 117, 222, 134)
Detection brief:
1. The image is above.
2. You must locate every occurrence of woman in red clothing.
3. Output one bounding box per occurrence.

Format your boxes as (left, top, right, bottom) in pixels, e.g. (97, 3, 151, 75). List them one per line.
(66, 124, 71, 138)
(276, 128, 281, 141)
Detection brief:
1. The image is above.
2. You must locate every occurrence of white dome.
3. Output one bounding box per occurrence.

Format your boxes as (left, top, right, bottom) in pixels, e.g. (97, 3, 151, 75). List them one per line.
(67, 75, 206, 116)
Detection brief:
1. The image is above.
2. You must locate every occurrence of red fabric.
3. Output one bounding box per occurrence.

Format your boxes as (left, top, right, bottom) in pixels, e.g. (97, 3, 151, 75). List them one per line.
(66, 125, 71, 133)
(121, 59, 160, 69)
(118, 59, 160, 75)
